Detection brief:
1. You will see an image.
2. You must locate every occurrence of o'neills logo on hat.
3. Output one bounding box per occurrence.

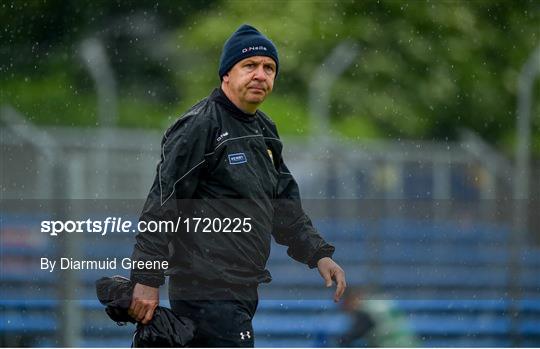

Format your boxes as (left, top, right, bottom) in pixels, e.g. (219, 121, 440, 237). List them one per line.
(242, 46, 268, 53)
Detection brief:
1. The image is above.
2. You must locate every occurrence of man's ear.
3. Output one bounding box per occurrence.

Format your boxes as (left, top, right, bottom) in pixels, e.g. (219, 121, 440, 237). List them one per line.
(222, 73, 230, 83)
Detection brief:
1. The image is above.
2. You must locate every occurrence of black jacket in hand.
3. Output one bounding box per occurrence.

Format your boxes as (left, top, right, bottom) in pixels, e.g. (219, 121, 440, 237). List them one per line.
(130, 88, 335, 288)
(95, 276, 195, 347)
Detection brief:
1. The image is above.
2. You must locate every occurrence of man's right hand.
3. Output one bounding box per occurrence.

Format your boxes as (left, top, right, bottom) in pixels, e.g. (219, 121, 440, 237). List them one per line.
(128, 283, 159, 325)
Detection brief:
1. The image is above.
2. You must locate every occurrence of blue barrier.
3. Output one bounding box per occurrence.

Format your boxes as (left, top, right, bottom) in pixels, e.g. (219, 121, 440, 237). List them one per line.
(2, 214, 539, 348)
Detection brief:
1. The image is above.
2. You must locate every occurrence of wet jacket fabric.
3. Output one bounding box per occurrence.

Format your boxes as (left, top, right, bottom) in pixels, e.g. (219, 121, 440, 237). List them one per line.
(95, 275, 196, 347)
(130, 88, 335, 288)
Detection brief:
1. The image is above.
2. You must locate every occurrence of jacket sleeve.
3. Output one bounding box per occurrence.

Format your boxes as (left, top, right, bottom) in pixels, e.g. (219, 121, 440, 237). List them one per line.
(272, 158, 335, 269)
(130, 115, 209, 287)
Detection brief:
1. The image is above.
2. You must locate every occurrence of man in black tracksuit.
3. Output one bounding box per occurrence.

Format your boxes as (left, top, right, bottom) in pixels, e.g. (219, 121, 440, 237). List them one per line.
(128, 24, 346, 347)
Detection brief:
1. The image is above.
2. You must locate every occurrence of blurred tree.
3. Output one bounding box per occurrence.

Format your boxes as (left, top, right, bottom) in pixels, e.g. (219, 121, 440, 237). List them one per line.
(172, 0, 539, 155)
(1, 0, 217, 127)
(1, 0, 538, 156)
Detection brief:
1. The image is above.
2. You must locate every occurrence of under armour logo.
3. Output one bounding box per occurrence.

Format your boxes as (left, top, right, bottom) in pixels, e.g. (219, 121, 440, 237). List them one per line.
(240, 331, 251, 340)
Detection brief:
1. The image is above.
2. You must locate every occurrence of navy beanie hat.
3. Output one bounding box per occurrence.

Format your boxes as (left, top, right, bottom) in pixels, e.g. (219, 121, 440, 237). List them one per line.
(219, 24, 279, 80)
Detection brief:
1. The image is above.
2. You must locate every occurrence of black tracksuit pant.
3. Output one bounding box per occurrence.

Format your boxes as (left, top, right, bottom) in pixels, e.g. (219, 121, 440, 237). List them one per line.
(169, 277, 258, 347)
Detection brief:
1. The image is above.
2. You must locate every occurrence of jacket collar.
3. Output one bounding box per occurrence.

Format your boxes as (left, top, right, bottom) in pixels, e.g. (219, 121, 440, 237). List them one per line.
(210, 88, 258, 123)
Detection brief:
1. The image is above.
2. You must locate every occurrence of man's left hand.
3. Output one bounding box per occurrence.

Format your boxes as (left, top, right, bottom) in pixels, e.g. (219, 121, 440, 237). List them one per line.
(317, 257, 346, 302)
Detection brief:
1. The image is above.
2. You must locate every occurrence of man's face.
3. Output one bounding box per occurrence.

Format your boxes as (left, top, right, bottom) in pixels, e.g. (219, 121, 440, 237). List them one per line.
(222, 56, 276, 112)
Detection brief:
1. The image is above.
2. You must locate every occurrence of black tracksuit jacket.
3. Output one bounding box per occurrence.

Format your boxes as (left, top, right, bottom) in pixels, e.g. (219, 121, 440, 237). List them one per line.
(130, 88, 335, 288)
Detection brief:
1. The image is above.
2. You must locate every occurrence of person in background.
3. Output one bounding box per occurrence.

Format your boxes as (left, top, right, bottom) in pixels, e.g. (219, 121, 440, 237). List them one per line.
(340, 287, 418, 347)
